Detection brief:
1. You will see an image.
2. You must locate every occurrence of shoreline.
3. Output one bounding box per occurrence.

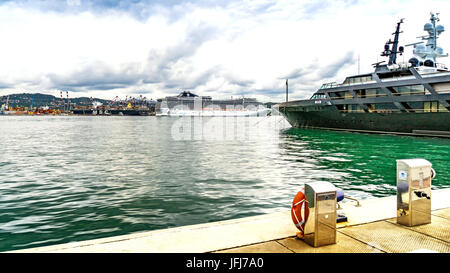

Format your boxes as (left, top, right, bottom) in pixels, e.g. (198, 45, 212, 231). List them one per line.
(8, 188, 450, 253)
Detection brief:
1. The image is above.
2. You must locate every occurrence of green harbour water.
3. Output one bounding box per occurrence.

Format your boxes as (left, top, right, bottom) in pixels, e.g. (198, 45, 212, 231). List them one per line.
(0, 115, 448, 252)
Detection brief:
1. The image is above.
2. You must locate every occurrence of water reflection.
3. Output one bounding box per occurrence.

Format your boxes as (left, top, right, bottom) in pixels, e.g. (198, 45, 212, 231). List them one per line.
(282, 127, 450, 198)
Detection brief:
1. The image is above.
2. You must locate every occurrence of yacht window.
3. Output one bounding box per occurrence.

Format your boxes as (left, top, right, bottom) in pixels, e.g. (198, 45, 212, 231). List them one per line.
(349, 104, 364, 112)
(439, 102, 449, 112)
(366, 102, 400, 113)
(408, 102, 424, 112)
(364, 88, 385, 97)
(424, 101, 439, 112)
(355, 89, 366, 98)
(410, 85, 426, 95)
(393, 85, 426, 96)
(366, 89, 376, 98)
(330, 91, 350, 99)
(344, 75, 373, 84)
(336, 104, 348, 112)
(311, 94, 327, 99)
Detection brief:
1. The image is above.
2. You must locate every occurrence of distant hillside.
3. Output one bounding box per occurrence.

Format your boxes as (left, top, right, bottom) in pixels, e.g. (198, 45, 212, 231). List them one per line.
(0, 93, 111, 108)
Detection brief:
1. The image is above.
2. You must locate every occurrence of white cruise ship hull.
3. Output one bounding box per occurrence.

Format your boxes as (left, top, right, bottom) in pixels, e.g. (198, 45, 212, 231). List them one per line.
(157, 108, 271, 117)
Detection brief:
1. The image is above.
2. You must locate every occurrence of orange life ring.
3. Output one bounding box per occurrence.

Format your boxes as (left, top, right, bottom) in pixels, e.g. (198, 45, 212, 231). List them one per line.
(291, 187, 309, 238)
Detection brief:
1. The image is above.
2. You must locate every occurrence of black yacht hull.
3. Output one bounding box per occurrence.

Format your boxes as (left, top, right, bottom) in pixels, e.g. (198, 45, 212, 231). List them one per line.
(281, 106, 450, 137)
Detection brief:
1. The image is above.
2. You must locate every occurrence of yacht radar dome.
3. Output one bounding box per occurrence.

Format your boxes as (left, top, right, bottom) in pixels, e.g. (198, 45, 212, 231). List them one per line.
(407, 12, 448, 68)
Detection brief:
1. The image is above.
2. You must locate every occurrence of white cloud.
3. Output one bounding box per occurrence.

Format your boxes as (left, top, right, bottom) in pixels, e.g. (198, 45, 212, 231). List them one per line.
(66, 0, 80, 7)
(0, 0, 449, 102)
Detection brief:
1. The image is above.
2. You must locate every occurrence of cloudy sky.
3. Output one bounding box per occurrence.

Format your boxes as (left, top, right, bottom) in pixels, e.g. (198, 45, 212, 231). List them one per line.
(0, 0, 449, 102)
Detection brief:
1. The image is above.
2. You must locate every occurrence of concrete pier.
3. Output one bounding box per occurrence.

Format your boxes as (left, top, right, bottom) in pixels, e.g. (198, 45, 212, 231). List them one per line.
(8, 188, 450, 253)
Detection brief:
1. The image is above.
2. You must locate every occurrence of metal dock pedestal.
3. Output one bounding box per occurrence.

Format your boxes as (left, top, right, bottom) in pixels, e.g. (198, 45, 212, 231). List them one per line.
(304, 182, 337, 247)
(397, 159, 434, 227)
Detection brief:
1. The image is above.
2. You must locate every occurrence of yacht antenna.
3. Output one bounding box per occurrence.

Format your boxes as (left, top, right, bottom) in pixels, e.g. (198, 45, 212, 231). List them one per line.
(432, 13, 438, 50)
(286, 78, 288, 102)
(381, 18, 405, 65)
(406, 12, 448, 67)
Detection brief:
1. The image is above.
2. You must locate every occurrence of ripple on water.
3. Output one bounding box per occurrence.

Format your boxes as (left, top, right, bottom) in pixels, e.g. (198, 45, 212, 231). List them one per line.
(0, 116, 448, 252)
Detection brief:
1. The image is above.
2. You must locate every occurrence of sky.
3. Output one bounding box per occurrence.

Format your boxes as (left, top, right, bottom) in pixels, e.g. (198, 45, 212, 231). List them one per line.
(0, 0, 449, 102)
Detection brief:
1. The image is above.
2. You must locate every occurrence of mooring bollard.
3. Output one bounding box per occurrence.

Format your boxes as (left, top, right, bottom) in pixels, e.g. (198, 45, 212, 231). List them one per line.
(303, 182, 337, 247)
(396, 159, 435, 227)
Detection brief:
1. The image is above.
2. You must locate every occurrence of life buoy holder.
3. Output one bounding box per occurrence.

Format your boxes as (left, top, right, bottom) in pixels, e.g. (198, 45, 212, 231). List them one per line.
(291, 187, 310, 239)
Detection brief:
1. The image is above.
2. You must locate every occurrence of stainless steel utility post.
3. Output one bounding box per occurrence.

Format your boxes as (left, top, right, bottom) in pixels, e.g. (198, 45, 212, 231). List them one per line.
(304, 182, 337, 247)
(396, 159, 435, 227)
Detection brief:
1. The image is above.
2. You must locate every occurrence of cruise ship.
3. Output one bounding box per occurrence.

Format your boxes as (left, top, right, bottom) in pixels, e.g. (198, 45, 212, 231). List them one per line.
(278, 13, 450, 138)
(155, 91, 271, 117)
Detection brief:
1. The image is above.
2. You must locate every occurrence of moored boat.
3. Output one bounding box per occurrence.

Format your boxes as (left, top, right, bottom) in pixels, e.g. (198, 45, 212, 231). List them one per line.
(156, 91, 271, 117)
(277, 13, 450, 137)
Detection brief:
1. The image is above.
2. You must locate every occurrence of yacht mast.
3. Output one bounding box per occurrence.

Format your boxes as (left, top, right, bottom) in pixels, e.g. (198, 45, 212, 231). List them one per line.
(381, 19, 404, 65)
